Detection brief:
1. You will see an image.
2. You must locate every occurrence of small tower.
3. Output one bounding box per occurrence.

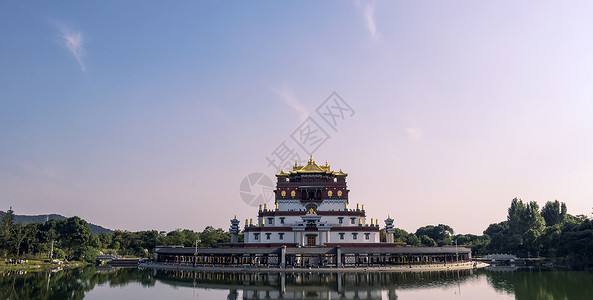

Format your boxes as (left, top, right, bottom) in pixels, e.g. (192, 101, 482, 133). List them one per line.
(384, 215, 395, 243)
(229, 216, 240, 243)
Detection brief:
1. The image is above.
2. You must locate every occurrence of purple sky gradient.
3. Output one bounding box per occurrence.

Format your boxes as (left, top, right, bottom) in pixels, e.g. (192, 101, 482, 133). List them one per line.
(1, 1, 592, 235)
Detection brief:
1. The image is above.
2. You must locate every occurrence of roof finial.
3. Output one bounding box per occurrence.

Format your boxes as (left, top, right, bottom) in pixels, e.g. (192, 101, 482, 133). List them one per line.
(309, 154, 314, 163)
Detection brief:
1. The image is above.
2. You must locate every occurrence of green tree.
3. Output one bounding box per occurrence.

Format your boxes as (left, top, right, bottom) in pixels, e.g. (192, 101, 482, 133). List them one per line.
(484, 221, 510, 254)
(59, 216, 91, 256)
(1, 207, 15, 228)
(415, 224, 454, 246)
(406, 233, 421, 246)
(0, 207, 15, 254)
(23, 223, 40, 255)
(99, 233, 112, 248)
(11, 223, 26, 258)
(508, 198, 528, 234)
(75, 246, 100, 262)
(541, 200, 567, 227)
(89, 234, 102, 249)
(199, 226, 230, 248)
(420, 235, 437, 247)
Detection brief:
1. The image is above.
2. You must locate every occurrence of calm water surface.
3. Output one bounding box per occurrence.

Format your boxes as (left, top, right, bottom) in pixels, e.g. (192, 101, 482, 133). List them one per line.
(2, 265, 592, 299)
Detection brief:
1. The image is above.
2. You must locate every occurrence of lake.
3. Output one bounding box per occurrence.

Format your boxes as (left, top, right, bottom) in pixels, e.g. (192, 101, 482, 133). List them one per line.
(1, 265, 592, 299)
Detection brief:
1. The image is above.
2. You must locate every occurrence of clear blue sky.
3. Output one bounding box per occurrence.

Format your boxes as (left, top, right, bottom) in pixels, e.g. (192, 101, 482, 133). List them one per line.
(1, 1, 593, 234)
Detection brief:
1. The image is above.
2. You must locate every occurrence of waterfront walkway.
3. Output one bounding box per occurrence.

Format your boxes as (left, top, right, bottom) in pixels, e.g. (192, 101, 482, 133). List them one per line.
(141, 261, 488, 273)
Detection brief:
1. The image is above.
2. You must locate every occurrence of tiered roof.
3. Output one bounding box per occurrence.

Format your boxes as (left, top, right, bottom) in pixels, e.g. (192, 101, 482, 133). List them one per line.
(275, 156, 347, 177)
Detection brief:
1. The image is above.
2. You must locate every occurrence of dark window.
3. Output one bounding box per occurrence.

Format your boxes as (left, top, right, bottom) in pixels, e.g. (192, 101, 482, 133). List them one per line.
(266, 233, 271, 240)
(268, 218, 273, 224)
(350, 218, 356, 224)
(352, 233, 358, 240)
(279, 233, 284, 240)
(338, 217, 343, 224)
(254, 233, 259, 240)
(280, 217, 285, 224)
(339, 233, 345, 240)
(365, 233, 370, 240)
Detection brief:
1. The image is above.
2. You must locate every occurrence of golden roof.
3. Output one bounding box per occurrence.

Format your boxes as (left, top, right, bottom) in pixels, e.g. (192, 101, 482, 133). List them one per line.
(275, 156, 347, 176)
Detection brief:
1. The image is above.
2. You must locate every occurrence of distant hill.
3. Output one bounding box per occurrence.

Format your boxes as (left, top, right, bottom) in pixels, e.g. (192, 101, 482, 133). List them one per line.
(0, 211, 113, 234)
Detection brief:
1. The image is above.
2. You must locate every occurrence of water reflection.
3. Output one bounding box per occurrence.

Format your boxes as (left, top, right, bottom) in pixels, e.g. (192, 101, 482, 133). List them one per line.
(154, 270, 472, 299)
(153, 269, 473, 299)
(1, 266, 593, 299)
(0, 267, 155, 300)
(484, 268, 593, 300)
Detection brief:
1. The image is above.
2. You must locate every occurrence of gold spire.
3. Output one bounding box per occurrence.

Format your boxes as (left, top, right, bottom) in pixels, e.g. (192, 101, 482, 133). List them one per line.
(249, 218, 253, 225)
(245, 219, 248, 226)
(370, 219, 374, 225)
(356, 203, 360, 210)
(275, 202, 279, 210)
(358, 218, 362, 225)
(259, 205, 262, 211)
(264, 204, 267, 210)
(362, 204, 365, 211)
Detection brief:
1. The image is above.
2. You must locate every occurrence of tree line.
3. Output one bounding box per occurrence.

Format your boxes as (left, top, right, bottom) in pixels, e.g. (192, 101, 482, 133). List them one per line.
(484, 198, 593, 267)
(0, 208, 230, 263)
(383, 198, 593, 268)
(2, 198, 592, 268)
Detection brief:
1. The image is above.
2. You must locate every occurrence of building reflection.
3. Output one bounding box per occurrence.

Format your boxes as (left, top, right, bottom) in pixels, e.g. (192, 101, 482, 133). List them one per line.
(153, 269, 474, 299)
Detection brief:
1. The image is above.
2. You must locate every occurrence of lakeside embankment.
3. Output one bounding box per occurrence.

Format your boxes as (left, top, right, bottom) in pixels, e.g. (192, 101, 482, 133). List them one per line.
(141, 261, 488, 273)
(0, 259, 90, 272)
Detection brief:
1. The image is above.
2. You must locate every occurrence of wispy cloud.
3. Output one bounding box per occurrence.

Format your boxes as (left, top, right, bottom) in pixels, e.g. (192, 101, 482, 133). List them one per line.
(272, 84, 309, 122)
(405, 115, 424, 141)
(55, 22, 87, 72)
(357, 0, 381, 42)
(406, 127, 424, 141)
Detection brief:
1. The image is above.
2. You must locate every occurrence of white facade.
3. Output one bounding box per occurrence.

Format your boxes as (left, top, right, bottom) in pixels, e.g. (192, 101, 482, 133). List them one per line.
(242, 158, 381, 246)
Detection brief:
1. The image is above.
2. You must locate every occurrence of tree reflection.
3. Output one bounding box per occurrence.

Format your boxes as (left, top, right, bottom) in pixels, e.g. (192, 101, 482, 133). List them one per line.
(2, 266, 593, 300)
(483, 268, 593, 300)
(0, 266, 155, 300)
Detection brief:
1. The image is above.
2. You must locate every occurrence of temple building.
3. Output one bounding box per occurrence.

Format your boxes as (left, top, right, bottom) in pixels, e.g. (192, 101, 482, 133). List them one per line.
(154, 157, 472, 268)
(242, 157, 380, 246)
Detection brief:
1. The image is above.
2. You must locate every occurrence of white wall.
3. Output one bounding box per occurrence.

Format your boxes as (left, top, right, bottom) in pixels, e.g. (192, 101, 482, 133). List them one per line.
(245, 229, 379, 244)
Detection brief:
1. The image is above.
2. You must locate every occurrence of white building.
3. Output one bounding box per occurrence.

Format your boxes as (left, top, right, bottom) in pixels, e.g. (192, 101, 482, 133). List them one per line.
(242, 157, 380, 246)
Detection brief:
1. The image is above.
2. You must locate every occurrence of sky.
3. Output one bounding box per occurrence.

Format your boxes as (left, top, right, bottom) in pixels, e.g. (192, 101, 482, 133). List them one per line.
(1, 1, 593, 235)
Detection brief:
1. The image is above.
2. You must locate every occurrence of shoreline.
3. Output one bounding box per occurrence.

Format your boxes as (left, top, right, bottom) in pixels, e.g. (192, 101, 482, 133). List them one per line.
(140, 261, 489, 273)
(0, 260, 90, 272)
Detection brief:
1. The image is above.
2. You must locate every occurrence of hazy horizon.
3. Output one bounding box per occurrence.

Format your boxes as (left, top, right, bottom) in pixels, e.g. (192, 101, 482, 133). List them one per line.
(2, 1, 593, 235)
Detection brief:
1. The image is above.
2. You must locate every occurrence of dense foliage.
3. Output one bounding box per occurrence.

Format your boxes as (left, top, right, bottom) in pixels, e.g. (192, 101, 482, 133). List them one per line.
(0, 208, 231, 261)
(385, 198, 593, 267)
(3, 198, 593, 268)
